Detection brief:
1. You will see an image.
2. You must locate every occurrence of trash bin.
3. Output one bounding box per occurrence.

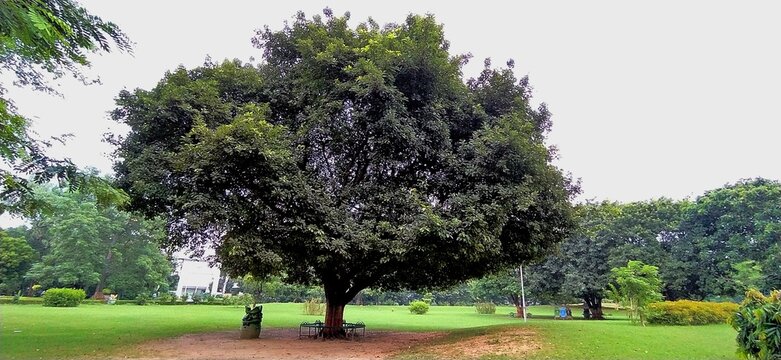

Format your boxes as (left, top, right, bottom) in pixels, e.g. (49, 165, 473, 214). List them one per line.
(240, 305, 263, 339)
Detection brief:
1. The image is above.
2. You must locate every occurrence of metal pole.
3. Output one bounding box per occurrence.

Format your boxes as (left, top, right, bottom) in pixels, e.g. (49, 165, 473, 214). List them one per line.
(520, 265, 527, 322)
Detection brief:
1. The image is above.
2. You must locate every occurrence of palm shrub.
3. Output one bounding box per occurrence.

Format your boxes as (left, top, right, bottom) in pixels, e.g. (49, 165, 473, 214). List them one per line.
(43, 288, 86, 307)
(730, 289, 781, 359)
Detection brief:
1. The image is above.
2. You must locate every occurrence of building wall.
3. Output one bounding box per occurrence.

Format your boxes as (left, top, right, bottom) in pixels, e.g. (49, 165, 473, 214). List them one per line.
(174, 258, 222, 297)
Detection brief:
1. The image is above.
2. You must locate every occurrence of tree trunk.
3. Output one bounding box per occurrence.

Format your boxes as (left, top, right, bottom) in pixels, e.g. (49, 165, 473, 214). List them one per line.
(92, 237, 116, 300)
(509, 294, 523, 318)
(584, 294, 604, 319)
(323, 301, 346, 338)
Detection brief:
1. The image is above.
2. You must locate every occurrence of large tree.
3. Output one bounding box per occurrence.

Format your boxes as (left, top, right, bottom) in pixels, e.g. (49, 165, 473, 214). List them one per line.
(680, 178, 781, 297)
(111, 11, 576, 334)
(0, 0, 130, 215)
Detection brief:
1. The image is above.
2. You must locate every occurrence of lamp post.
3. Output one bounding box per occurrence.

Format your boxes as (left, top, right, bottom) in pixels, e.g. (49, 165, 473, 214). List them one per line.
(519, 265, 527, 322)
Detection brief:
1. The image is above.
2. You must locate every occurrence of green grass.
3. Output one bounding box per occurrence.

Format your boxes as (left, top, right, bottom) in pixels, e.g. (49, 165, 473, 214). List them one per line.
(0, 303, 738, 360)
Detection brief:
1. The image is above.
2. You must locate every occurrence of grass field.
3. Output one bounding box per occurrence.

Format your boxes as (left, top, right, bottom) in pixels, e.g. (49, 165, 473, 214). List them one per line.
(0, 303, 738, 360)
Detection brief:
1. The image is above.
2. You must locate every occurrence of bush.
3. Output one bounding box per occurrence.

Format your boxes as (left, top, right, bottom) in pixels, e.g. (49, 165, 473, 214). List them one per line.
(409, 300, 430, 315)
(42, 288, 86, 307)
(102, 288, 112, 296)
(730, 289, 781, 360)
(157, 292, 175, 304)
(225, 293, 254, 306)
(191, 293, 203, 304)
(135, 293, 151, 305)
(475, 302, 496, 314)
(0, 296, 44, 305)
(303, 298, 325, 315)
(647, 300, 738, 325)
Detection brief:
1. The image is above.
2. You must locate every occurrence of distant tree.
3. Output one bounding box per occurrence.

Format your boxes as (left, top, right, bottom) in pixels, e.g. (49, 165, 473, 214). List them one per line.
(731, 260, 764, 294)
(0, 0, 130, 215)
(610, 260, 662, 326)
(681, 178, 781, 297)
(470, 270, 526, 316)
(110, 10, 576, 335)
(24, 186, 171, 298)
(0, 231, 36, 294)
(527, 199, 683, 318)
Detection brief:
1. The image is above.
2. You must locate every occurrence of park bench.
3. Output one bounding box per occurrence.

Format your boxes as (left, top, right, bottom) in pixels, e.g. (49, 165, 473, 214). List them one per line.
(299, 320, 365, 339)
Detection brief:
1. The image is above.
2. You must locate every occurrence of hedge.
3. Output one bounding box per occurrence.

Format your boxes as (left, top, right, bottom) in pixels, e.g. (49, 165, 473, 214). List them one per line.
(646, 300, 738, 325)
(42, 288, 86, 307)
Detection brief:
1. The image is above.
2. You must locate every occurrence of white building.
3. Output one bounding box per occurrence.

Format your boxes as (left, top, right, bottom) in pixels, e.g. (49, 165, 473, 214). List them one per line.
(173, 257, 224, 297)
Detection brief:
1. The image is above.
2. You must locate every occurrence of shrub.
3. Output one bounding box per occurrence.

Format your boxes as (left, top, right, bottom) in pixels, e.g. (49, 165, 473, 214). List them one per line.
(730, 289, 781, 360)
(157, 292, 175, 304)
(225, 293, 254, 306)
(191, 293, 203, 304)
(475, 302, 496, 314)
(647, 300, 738, 325)
(42, 288, 86, 307)
(303, 298, 325, 315)
(135, 293, 151, 305)
(409, 300, 430, 315)
(102, 288, 112, 296)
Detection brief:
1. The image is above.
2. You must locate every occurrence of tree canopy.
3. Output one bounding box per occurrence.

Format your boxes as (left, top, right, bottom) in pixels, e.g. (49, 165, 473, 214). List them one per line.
(111, 10, 576, 331)
(20, 186, 172, 299)
(0, 0, 130, 215)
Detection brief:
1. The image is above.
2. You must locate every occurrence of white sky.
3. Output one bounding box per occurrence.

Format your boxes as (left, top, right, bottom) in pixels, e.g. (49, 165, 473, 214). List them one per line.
(4, 1, 780, 227)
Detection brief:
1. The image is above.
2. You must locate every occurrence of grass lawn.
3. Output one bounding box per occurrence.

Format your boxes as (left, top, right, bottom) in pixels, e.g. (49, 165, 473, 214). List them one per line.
(0, 303, 738, 360)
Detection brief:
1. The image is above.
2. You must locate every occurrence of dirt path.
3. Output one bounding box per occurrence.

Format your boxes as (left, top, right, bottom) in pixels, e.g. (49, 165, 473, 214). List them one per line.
(125, 329, 445, 360)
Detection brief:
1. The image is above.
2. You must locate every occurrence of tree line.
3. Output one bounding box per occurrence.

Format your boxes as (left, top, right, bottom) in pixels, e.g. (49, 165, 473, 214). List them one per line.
(525, 178, 781, 318)
(0, 185, 172, 299)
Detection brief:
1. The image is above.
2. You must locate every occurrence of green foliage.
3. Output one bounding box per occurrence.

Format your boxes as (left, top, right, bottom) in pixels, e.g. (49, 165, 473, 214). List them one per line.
(42, 287, 85, 307)
(470, 270, 524, 307)
(610, 260, 662, 326)
(134, 293, 150, 305)
(730, 289, 781, 360)
(475, 302, 496, 314)
(224, 293, 254, 307)
(156, 293, 175, 304)
(0, 0, 130, 216)
(303, 298, 325, 315)
(408, 300, 430, 315)
(0, 231, 36, 294)
(647, 300, 738, 325)
(111, 11, 576, 319)
(23, 186, 172, 299)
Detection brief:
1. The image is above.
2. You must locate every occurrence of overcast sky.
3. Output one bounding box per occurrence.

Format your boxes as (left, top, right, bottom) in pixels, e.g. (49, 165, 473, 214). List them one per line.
(5, 0, 781, 226)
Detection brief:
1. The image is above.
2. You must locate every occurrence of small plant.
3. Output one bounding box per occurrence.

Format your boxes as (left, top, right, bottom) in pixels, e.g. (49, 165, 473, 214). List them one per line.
(135, 293, 151, 305)
(31, 284, 42, 296)
(157, 292, 175, 304)
(12, 290, 22, 304)
(102, 288, 112, 296)
(191, 293, 203, 304)
(42, 288, 86, 307)
(303, 298, 325, 315)
(409, 300, 430, 315)
(730, 289, 781, 359)
(202, 293, 215, 304)
(475, 302, 497, 314)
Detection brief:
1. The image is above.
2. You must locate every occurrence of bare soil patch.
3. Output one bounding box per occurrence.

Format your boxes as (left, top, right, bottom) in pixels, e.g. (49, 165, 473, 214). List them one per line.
(124, 328, 445, 360)
(419, 327, 541, 359)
